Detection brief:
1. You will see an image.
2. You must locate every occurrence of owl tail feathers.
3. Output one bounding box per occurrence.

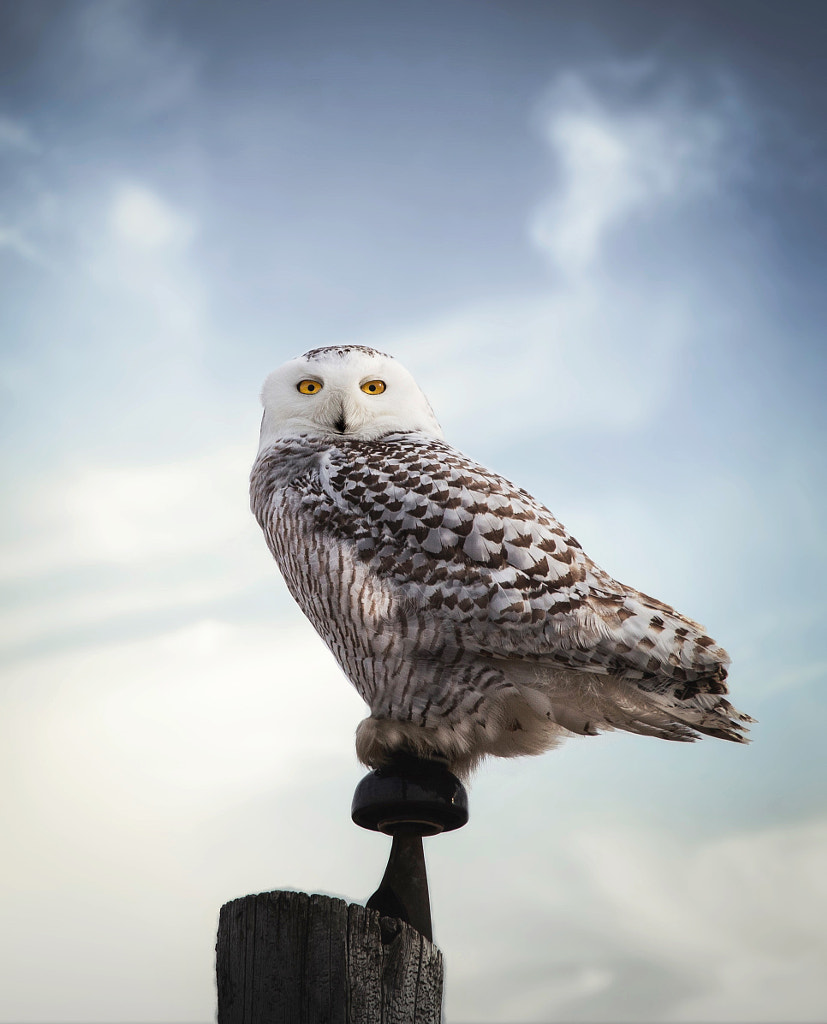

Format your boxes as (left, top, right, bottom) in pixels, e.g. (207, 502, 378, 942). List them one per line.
(507, 668, 703, 743)
(513, 669, 755, 746)
(649, 692, 755, 744)
(589, 686, 755, 745)
(548, 694, 701, 742)
(353, 679, 754, 780)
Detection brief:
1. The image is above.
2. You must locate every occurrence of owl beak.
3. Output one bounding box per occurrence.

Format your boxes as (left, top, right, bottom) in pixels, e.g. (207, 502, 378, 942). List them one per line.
(333, 405, 347, 434)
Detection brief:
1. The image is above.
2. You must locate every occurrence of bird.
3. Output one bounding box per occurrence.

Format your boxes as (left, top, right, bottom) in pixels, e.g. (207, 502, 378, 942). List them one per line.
(250, 345, 752, 778)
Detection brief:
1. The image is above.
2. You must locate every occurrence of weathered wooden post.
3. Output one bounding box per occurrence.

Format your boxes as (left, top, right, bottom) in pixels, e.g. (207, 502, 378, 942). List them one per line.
(216, 755, 468, 1023)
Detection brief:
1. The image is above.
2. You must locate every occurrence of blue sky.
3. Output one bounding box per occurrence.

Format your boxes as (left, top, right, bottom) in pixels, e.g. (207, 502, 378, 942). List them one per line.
(1, 2, 826, 1021)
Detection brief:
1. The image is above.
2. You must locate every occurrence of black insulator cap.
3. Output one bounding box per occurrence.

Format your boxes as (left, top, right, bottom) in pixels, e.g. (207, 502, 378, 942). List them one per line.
(351, 754, 469, 836)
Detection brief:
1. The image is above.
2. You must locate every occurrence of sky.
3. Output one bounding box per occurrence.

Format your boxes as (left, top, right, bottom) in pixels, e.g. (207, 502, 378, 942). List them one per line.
(1, 1, 826, 1021)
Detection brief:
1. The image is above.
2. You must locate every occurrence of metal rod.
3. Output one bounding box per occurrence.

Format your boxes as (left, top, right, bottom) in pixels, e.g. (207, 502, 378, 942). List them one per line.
(366, 831, 433, 942)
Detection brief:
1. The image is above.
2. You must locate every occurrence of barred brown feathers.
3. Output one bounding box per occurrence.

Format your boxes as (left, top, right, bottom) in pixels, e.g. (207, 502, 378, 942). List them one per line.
(251, 346, 752, 777)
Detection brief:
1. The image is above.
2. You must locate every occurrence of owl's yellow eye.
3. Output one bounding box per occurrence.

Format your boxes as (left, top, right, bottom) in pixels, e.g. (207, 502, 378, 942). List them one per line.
(360, 380, 386, 395)
(297, 379, 322, 395)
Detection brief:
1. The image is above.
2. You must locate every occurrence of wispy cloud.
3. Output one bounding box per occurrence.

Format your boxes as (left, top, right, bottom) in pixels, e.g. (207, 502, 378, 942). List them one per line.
(7, 600, 821, 1024)
(529, 68, 736, 276)
(0, 616, 366, 1021)
(373, 70, 745, 440)
(4, 617, 364, 805)
(0, 114, 40, 153)
(1, 446, 250, 581)
(0, 19, 823, 1022)
(0, 445, 271, 661)
(440, 815, 827, 1021)
(383, 280, 693, 438)
(75, 0, 199, 116)
(85, 178, 205, 343)
(110, 182, 195, 250)
(0, 224, 49, 267)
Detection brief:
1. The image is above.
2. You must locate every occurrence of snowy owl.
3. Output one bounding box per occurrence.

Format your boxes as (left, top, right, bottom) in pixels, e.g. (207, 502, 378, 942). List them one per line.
(251, 345, 752, 777)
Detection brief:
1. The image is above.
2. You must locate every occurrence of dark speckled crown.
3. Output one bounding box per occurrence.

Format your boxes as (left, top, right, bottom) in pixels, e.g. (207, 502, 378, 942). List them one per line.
(303, 345, 391, 361)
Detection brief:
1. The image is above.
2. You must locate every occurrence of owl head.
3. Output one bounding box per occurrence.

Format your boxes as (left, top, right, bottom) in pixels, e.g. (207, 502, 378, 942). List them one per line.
(258, 346, 443, 451)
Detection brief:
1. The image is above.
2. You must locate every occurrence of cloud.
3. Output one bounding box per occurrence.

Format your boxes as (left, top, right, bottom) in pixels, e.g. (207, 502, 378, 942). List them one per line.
(6, 596, 818, 1024)
(438, 814, 827, 1021)
(0, 445, 274, 659)
(0, 617, 367, 1021)
(367, 69, 744, 442)
(0, 114, 40, 153)
(110, 182, 194, 250)
(86, 179, 205, 343)
(382, 281, 692, 439)
(0, 224, 49, 267)
(3, 600, 824, 1022)
(74, 0, 199, 117)
(530, 69, 732, 276)
(0, 48, 818, 1024)
(0, 445, 251, 580)
(3, 617, 364, 808)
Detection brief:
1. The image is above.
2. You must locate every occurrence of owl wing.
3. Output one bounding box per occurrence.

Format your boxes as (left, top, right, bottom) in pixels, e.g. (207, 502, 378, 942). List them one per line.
(315, 434, 732, 702)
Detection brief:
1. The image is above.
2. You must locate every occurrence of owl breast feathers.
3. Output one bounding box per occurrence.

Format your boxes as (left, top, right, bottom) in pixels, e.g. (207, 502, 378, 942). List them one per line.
(251, 346, 752, 777)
